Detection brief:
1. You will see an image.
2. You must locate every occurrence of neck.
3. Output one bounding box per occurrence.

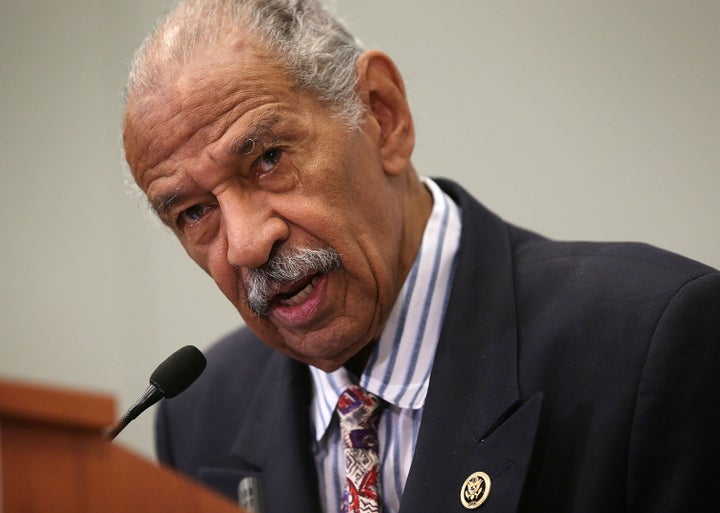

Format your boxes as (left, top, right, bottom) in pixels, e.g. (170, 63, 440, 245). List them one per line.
(396, 167, 434, 290)
(344, 341, 376, 378)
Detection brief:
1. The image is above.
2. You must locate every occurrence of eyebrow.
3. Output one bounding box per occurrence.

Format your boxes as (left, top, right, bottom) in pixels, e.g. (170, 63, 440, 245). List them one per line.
(152, 187, 187, 225)
(228, 114, 282, 158)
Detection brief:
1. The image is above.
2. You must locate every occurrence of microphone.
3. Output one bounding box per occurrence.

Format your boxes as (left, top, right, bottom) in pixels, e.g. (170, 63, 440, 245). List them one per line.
(104, 345, 206, 441)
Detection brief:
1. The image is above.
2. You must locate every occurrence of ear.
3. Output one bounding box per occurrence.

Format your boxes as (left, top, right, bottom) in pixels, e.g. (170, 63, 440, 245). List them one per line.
(356, 51, 415, 176)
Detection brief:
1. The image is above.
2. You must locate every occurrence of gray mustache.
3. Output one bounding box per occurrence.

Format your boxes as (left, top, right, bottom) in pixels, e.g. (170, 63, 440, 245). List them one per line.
(245, 246, 341, 315)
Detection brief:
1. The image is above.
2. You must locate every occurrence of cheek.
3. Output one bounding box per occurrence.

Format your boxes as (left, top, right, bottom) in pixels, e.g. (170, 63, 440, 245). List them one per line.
(208, 256, 242, 307)
(212, 266, 241, 307)
(184, 239, 242, 306)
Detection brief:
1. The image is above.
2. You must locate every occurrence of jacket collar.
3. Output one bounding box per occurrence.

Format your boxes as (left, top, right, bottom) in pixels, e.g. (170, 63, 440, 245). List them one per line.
(399, 178, 543, 513)
(432, 178, 524, 439)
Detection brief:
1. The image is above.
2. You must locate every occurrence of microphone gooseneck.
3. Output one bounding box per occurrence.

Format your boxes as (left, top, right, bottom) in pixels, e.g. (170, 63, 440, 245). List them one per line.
(104, 345, 206, 441)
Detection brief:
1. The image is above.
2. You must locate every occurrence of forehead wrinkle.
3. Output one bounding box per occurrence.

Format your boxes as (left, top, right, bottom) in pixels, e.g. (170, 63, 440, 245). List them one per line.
(164, 71, 272, 160)
(125, 92, 185, 178)
(177, 48, 287, 139)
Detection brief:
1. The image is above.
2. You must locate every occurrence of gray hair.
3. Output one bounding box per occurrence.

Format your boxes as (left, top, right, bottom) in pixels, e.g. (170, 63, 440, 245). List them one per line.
(125, 0, 366, 127)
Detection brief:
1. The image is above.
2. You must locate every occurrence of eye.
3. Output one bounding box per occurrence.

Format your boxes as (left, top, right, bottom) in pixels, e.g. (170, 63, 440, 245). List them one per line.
(257, 148, 283, 175)
(178, 203, 213, 228)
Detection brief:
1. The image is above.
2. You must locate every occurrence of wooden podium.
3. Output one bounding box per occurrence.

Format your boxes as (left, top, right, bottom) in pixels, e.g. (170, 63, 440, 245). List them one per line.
(0, 378, 244, 513)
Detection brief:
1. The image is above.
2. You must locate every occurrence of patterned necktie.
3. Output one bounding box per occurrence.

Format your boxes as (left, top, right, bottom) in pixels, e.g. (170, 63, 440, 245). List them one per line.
(337, 385, 383, 513)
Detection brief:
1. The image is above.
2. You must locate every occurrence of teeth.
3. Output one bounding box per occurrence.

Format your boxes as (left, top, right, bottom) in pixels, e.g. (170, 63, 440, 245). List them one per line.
(279, 277, 317, 307)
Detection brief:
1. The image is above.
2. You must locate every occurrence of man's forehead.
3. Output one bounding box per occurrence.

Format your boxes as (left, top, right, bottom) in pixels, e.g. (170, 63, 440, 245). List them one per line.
(124, 48, 295, 178)
(126, 36, 292, 123)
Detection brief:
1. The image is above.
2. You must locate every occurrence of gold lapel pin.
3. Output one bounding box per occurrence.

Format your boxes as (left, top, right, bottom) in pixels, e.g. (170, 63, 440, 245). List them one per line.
(460, 471, 491, 509)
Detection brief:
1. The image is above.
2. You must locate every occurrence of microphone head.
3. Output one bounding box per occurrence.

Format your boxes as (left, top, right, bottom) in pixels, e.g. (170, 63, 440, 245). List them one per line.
(149, 345, 206, 398)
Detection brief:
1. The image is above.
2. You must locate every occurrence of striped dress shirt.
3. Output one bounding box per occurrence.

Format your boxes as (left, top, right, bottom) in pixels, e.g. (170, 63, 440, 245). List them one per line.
(310, 177, 462, 513)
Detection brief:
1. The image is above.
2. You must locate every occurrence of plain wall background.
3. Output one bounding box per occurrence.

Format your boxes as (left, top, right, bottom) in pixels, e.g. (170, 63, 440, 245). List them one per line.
(1, 0, 718, 461)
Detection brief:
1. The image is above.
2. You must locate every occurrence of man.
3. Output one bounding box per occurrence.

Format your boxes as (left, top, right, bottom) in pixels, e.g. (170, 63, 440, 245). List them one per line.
(123, 1, 720, 512)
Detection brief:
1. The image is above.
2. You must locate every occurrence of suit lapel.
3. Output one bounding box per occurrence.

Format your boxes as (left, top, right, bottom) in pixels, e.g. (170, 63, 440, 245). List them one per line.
(229, 354, 321, 513)
(400, 180, 543, 512)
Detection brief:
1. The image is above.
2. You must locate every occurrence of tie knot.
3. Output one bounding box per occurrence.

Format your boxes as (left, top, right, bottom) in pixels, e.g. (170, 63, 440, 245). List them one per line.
(337, 385, 381, 449)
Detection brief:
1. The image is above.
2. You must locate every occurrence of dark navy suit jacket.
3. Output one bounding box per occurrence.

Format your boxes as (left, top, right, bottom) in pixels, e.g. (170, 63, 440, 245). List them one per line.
(156, 179, 720, 512)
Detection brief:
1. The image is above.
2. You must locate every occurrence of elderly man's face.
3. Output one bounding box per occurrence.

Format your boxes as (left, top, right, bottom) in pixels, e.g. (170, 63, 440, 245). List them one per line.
(123, 40, 413, 371)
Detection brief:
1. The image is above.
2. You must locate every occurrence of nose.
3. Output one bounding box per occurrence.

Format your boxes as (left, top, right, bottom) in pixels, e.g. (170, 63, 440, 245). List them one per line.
(218, 186, 289, 269)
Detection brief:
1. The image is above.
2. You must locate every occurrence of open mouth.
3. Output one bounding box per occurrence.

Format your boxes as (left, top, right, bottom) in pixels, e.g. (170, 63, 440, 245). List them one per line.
(273, 274, 319, 308)
(244, 245, 341, 318)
